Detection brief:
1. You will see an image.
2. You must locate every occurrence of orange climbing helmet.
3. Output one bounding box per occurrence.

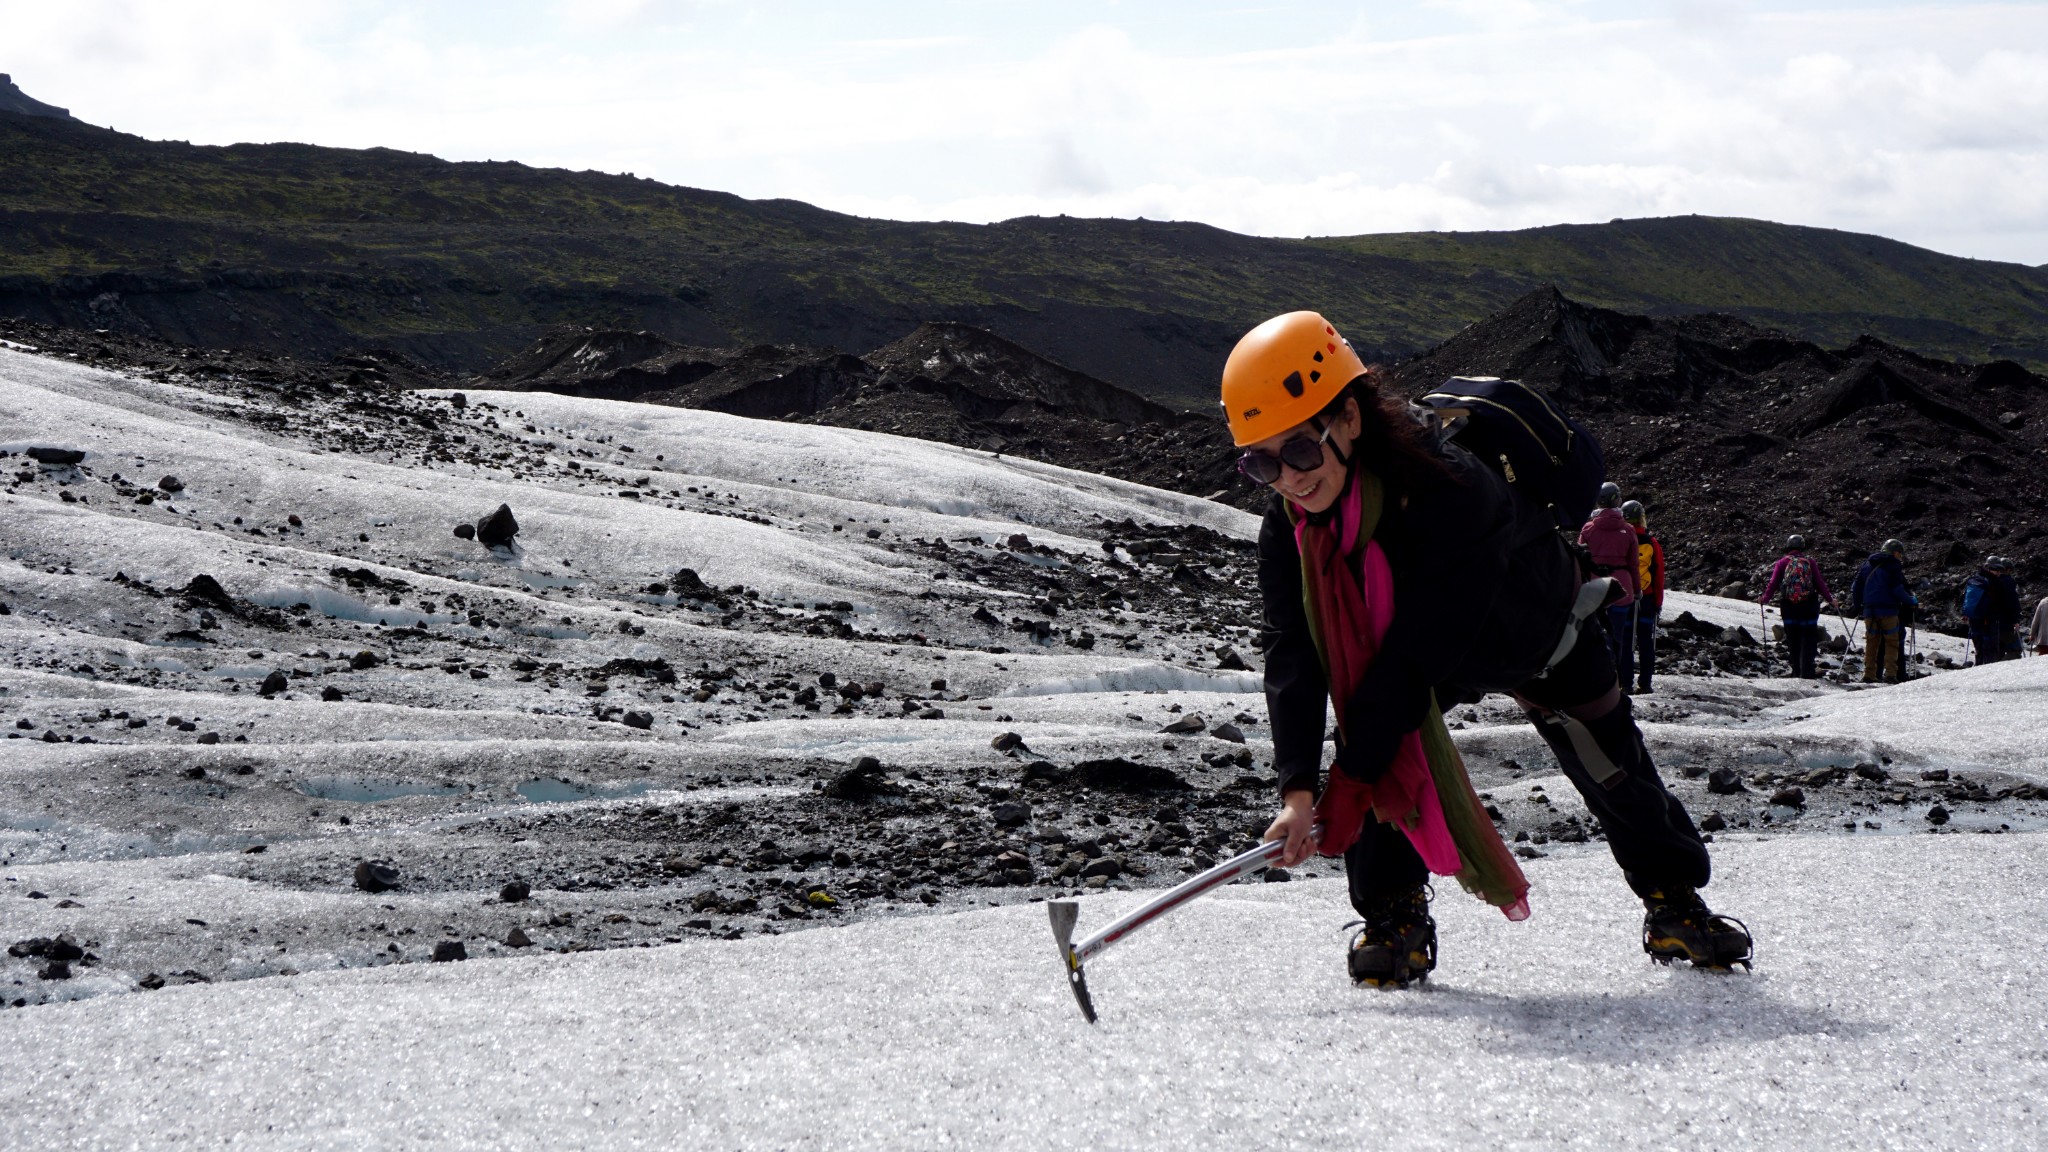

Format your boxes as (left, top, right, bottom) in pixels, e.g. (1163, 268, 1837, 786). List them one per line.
(1220, 310, 1370, 447)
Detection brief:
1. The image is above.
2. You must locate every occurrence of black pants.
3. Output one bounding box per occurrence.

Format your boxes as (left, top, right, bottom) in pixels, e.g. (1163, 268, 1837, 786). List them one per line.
(1346, 615, 1712, 912)
(1971, 632, 2003, 665)
(1784, 616, 1821, 678)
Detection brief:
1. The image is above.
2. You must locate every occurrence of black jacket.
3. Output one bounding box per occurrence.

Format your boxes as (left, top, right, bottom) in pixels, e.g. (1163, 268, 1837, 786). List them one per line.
(1258, 442, 1578, 797)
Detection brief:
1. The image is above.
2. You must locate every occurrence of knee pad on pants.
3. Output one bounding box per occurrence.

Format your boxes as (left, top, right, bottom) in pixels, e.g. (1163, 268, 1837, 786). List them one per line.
(1526, 698, 1646, 790)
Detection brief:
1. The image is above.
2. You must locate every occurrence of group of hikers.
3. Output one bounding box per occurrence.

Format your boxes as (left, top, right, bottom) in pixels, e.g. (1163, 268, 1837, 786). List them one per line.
(1581, 485, 2039, 684)
(1756, 537, 2038, 678)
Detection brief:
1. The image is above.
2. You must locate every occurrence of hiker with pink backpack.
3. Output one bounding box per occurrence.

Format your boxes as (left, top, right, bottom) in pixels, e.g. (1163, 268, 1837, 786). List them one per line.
(1759, 535, 1835, 679)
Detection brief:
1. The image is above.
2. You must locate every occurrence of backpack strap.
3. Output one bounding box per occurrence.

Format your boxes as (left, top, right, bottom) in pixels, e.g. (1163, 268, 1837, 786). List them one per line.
(1533, 577, 1619, 679)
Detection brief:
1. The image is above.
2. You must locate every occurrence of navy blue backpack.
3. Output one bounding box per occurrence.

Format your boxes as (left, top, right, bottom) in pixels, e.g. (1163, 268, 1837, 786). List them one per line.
(1418, 376, 1606, 531)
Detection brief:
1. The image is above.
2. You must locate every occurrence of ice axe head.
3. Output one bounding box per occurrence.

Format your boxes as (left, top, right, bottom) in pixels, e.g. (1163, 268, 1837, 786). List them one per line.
(1047, 900, 1098, 1024)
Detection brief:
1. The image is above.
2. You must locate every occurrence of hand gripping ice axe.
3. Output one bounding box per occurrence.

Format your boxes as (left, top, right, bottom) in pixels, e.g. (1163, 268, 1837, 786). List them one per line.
(1047, 832, 1307, 1023)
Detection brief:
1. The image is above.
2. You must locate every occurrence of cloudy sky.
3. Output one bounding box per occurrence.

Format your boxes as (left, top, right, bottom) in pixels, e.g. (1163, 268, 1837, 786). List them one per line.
(9, 1, 2047, 263)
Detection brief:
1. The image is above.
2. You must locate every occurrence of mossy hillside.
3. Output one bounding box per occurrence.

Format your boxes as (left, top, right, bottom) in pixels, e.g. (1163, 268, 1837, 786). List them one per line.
(3, 112, 2045, 403)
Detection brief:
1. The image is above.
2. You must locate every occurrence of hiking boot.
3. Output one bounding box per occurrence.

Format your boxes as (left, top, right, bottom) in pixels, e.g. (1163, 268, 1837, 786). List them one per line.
(1643, 890, 1752, 970)
(1346, 884, 1436, 988)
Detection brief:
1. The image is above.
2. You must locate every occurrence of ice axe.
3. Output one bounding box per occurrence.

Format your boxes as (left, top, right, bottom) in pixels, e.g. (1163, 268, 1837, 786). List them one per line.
(1047, 834, 1300, 1023)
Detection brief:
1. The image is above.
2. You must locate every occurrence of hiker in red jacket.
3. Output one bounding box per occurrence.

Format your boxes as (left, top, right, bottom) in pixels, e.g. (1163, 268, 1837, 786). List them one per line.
(1224, 311, 1750, 988)
(1579, 485, 1640, 691)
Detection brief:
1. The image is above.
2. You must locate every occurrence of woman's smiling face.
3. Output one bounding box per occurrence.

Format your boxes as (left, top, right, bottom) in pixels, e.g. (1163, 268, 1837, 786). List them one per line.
(1248, 397, 1360, 514)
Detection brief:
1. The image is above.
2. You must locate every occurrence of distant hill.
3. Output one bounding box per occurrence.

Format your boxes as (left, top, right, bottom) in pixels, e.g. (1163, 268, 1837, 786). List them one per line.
(2, 110, 2046, 407)
(0, 75, 72, 121)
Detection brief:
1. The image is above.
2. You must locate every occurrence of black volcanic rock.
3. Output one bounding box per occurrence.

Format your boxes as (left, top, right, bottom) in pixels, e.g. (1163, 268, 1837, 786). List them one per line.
(483, 322, 1250, 506)
(0, 75, 73, 121)
(475, 504, 519, 548)
(182, 574, 234, 607)
(1385, 288, 2048, 629)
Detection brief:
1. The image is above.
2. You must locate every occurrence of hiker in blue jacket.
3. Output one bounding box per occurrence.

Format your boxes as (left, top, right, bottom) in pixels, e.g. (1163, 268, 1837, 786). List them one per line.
(1992, 558, 2024, 660)
(1850, 541, 1916, 683)
(1966, 556, 2025, 664)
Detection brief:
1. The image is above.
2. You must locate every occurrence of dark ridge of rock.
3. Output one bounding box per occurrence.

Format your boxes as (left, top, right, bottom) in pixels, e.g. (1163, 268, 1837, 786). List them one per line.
(1785, 358, 2005, 440)
(636, 344, 875, 420)
(480, 322, 1250, 507)
(0, 74, 73, 121)
(1385, 287, 2048, 630)
(25, 446, 85, 465)
(865, 322, 1179, 427)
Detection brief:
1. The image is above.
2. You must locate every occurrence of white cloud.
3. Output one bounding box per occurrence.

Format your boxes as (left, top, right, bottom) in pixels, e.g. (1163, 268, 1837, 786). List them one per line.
(4, 1, 2046, 263)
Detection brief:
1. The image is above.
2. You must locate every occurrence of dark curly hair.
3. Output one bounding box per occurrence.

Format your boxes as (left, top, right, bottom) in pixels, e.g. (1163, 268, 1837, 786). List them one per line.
(1314, 366, 1448, 493)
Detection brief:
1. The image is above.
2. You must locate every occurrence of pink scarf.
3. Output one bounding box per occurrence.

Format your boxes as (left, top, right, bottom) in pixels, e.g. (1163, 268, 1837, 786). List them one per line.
(1293, 470, 1531, 920)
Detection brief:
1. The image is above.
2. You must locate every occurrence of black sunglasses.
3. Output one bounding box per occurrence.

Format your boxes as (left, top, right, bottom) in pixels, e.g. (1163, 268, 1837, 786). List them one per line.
(1236, 423, 1335, 485)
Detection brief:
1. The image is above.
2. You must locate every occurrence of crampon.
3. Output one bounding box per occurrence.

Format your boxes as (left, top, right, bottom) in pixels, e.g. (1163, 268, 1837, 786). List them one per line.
(1643, 891, 1753, 971)
(1345, 884, 1437, 988)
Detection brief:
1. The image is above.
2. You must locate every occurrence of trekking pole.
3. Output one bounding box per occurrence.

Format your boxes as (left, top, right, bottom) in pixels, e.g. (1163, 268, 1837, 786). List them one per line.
(1835, 608, 1859, 649)
(1759, 604, 1776, 677)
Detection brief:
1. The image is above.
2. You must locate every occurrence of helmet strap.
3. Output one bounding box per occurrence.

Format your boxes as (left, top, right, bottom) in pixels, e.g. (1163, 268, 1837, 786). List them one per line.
(1311, 415, 1354, 470)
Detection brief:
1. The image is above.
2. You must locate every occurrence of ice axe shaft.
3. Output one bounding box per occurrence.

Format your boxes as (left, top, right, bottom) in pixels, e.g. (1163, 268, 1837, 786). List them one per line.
(1049, 837, 1291, 1023)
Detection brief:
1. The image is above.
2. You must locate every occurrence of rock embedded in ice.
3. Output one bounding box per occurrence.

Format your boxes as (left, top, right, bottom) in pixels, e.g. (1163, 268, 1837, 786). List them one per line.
(25, 446, 83, 465)
(824, 757, 900, 800)
(156, 474, 184, 492)
(1707, 768, 1747, 795)
(474, 503, 519, 547)
(989, 801, 1033, 827)
(183, 574, 233, 607)
(621, 711, 653, 730)
(1700, 811, 1728, 832)
(1079, 857, 1122, 879)
(1926, 804, 1950, 825)
(452, 523, 475, 540)
(321, 686, 344, 702)
(259, 671, 289, 697)
(1211, 722, 1246, 744)
(353, 861, 401, 894)
(990, 732, 1026, 753)
(1158, 714, 1206, 735)
(1077, 758, 1191, 793)
(1214, 647, 1250, 671)
(504, 928, 531, 948)
(431, 941, 467, 963)
(1769, 787, 1807, 809)
(499, 881, 531, 903)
